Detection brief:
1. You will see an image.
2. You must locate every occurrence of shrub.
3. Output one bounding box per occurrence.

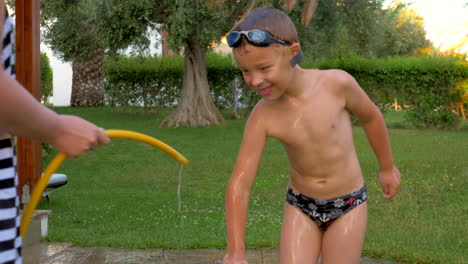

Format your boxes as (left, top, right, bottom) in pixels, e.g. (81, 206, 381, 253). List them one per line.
(40, 52, 53, 103)
(104, 55, 183, 112)
(104, 54, 260, 116)
(105, 54, 467, 128)
(316, 56, 467, 128)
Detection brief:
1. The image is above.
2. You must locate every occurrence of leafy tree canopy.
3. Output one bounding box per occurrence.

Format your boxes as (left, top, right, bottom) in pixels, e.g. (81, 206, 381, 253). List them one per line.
(380, 1, 431, 57)
(40, 0, 155, 62)
(160, 0, 248, 54)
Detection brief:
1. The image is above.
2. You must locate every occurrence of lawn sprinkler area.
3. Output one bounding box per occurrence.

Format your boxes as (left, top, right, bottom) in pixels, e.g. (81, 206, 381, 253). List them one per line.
(21, 128, 189, 262)
(33, 107, 466, 264)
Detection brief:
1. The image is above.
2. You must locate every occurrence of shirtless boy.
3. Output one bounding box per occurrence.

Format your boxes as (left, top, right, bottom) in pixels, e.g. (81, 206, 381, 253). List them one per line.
(222, 7, 401, 264)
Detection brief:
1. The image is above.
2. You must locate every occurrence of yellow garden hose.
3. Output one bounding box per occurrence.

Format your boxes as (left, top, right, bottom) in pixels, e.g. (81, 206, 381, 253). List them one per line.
(20, 129, 189, 238)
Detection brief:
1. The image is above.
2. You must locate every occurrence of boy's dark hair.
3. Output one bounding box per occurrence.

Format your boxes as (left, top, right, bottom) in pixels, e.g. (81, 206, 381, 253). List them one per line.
(231, 7, 299, 45)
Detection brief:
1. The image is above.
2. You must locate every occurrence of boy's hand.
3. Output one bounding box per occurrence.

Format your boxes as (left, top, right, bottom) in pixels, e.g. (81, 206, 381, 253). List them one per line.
(48, 115, 110, 157)
(379, 166, 401, 198)
(222, 253, 249, 264)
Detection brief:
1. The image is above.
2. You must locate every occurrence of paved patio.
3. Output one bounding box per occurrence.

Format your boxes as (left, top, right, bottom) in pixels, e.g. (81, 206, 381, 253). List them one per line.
(29, 242, 398, 264)
(21, 211, 398, 264)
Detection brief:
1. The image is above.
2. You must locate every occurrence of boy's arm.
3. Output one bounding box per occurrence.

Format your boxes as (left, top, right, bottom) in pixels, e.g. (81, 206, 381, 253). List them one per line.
(339, 70, 400, 198)
(224, 107, 267, 263)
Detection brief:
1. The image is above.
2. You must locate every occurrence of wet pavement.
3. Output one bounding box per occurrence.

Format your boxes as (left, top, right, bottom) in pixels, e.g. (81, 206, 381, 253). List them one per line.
(31, 242, 398, 264)
(21, 211, 397, 264)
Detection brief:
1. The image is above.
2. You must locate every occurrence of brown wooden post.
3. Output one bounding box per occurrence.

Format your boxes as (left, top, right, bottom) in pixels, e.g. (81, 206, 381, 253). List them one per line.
(161, 30, 175, 56)
(15, 0, 42, 202)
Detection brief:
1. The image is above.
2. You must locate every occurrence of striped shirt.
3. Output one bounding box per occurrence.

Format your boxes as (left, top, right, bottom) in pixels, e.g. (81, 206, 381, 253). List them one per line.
(2, 8, 15, 78)
(1, 8, 22, 264)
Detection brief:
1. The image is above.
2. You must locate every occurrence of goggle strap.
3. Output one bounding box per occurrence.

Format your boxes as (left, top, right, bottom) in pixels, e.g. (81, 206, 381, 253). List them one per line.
(290, 50, 304, 67)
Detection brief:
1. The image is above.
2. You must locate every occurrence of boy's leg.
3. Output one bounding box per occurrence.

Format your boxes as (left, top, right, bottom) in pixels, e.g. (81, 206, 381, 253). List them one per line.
(321, 202, 368, 264)
(280, 203, 322, 264)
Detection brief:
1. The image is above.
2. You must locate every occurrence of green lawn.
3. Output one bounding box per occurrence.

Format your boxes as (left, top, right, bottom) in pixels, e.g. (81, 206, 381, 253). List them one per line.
(37, 107, 467, 264)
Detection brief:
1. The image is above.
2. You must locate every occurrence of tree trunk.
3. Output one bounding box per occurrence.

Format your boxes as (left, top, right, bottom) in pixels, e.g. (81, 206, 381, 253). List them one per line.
(161, 30, 175, 56)
(230, 76, 241, 119)
(160, 40, 223, 127)
(71, 47, 105, 106)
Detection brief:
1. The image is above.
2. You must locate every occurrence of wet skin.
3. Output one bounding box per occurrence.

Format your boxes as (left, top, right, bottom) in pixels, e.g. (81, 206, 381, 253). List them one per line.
(223, 42, 400, 264)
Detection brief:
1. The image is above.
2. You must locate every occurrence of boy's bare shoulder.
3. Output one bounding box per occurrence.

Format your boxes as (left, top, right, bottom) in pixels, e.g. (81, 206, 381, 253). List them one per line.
(320, 69, 355, 87)
(309, 69, 356, 95)
(250, 98, 271, 117)
(242, 99, 272, 137)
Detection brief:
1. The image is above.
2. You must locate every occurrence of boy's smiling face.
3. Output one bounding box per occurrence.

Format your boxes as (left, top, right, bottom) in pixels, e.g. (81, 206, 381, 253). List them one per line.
(233, 43, 293, 101)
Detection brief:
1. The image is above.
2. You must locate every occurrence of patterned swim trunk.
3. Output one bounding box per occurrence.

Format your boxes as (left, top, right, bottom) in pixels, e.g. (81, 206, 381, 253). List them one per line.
(285, 185, 367, 231)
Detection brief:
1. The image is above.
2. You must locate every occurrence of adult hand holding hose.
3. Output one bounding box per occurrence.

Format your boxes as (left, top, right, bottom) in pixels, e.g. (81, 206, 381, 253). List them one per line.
(20, 129, 189, 238)
(46, 115, 110, 157)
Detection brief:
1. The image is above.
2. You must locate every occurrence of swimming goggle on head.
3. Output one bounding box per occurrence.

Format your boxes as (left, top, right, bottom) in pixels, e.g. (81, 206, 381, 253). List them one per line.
(227, 29, 290, 48)
(227, 29, 304, 67)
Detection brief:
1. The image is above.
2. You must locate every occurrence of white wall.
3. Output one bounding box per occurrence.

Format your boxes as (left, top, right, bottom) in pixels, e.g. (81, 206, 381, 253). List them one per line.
(41, 45, 73, 106)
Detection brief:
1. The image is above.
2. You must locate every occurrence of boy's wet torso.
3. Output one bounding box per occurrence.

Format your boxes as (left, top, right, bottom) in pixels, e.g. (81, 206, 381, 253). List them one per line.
(257, 70, 365, 200)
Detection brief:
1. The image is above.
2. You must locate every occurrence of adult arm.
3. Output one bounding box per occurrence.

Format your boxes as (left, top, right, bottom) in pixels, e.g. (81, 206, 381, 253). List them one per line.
(0, 1, 109, 156)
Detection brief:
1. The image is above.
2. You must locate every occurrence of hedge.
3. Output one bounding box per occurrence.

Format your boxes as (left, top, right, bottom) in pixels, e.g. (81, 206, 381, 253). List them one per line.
(104, 54, 259, 115)
(313, 56, 467, 128)
(40, 52, 53, 103)
(104, 54, 467, 128)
